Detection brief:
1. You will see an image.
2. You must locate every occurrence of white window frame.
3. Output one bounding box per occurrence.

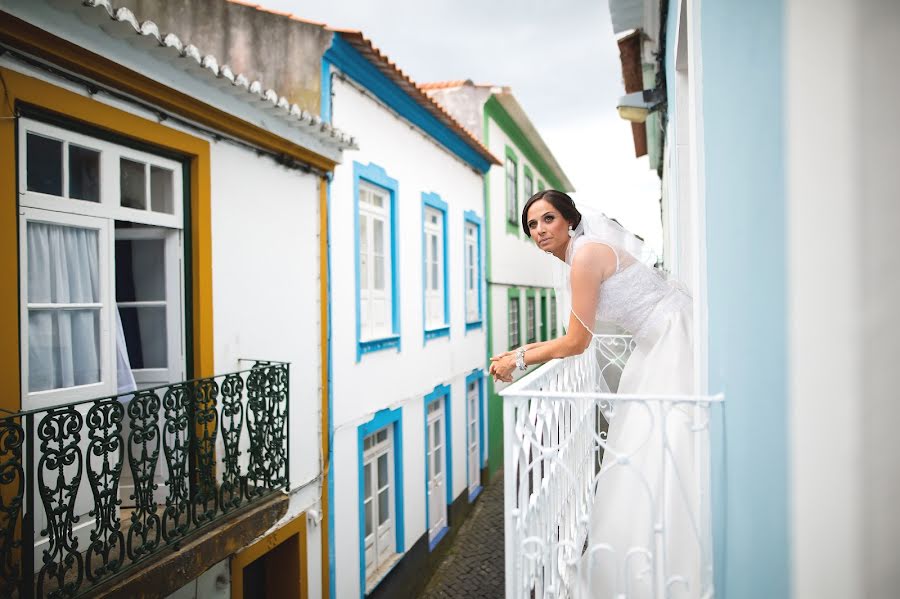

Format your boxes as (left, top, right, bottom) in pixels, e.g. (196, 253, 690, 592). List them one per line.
(425, 399, 448, 544)
(359, 182, 393, 342)
(362, 426, 397, 587)
(423, 206, 445, 331)
(464, 220, 480, 324)
(508, 295, 520, 349)
(17, 118, 185, 409)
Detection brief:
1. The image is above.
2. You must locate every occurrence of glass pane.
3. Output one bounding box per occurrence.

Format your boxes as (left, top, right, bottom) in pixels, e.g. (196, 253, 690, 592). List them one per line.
(68, 145, 100, 202)
(374, 219, 384, 254)
(364, 463, 372, 498)
(434, 420, 441, 447)
(364, 436, 372, 451)
(377, 453, 388, 488)
(115, 238, 165, 302)
(27, 223, 99, 303)
(119, 306, 167, 369)
(150, 166, 174, 214)
(431, 261, 438, 290)
(120, 158, 147, 210)
(371, 192, 384, 209)
(359, 217, 369, 290)
(365, 499, 373, 537)
(26, 133, 63, 196)
(378, 489, 389, 525)
(377, 429, 387, 443)
(28, 309, 100, 392)
(374, 257, 384, 290)
(434, 446, 442, 475)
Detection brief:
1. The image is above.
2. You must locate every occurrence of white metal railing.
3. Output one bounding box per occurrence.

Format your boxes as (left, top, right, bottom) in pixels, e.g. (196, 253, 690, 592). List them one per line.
(500, 335, 721, 599)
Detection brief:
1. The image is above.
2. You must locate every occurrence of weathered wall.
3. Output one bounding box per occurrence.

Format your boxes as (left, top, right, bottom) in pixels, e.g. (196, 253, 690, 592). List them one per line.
(126, 0, 330, 114)
(426, 85, 492, 143)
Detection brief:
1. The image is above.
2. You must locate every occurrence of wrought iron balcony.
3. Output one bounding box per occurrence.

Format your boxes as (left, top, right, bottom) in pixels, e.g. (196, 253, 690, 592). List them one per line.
(500, 336, 721, 599)
(0, 361, 290, 599)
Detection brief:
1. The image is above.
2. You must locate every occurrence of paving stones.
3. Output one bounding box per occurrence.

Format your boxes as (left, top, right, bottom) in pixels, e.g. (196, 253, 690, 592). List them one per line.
(418, 474, 505, 599)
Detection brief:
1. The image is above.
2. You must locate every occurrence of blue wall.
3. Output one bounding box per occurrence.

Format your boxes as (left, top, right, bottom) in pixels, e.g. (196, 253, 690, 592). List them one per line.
(699, 1, 790, 597)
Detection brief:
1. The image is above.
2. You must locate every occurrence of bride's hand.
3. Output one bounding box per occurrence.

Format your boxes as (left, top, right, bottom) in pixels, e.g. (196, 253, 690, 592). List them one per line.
(489, 354, 515, 383)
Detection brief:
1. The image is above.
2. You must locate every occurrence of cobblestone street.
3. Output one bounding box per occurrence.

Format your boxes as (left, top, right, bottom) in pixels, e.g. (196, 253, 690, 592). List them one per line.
(417, 474, 505, 599)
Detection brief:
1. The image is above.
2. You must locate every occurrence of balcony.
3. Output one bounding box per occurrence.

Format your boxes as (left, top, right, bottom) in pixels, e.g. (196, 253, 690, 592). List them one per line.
(0, 360, 290, 599)
(501, 336, 721, 599)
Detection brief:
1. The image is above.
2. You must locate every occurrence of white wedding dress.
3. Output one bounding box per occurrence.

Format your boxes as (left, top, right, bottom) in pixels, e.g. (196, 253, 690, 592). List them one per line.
(565, 233, 709, 599)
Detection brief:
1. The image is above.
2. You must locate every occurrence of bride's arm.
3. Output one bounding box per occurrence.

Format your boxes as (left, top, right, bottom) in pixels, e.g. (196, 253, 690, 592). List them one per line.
(490, 244, 615, 381)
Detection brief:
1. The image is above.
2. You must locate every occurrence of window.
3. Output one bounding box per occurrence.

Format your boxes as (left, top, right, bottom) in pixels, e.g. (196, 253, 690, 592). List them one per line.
(550, 292, 558, 338)
(524, 166, 534, 205)
(362, 426, 396, 585)
(424, 385, 451, 550)
(505, 149, 518, 230)
(355, 162, 400, 359)
(465, 371, 484, 501)
(18, 118, 185, 408)
(463, 211, 482, 328)
(526, 291, 537, 344)
(422, 193, 449, 340)
(540, 291, 548, 341)
(358, 407, 404, 592)
(508, 289, 520, 349)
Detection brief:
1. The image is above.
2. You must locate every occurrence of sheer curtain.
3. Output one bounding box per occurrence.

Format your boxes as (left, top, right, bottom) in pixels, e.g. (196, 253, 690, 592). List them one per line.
(27, 222, 102, 393)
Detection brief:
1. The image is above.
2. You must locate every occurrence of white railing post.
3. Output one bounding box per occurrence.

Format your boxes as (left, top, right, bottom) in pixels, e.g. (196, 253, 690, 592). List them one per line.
(504, 393, 519, 599)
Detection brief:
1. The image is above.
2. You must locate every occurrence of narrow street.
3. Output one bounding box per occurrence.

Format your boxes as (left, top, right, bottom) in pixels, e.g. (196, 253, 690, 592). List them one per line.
(417, 474, 505, 599)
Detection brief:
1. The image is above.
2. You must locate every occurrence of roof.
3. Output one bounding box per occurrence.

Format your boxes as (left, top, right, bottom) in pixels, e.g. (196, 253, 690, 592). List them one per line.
(76, 0, 356, 151)
(328, 29, 500, 167)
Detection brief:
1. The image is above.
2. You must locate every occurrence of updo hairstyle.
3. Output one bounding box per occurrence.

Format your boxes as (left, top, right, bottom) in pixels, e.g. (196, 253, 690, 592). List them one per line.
(521, 189, 582, 236)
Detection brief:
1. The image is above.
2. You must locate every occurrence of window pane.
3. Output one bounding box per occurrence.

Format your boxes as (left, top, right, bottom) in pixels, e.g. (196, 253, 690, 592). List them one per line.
(68, 145, 100, 203)
(378, 489, 389, 525)
(377, 453, 388, 488)
(377, 429, 387, 443)
(115, 239, 165, 302)
(120, 158, 147, 210)
(434, 446, 442, 475)
(119, 306, 167, 369)
(365, 499, 373, 537)
(360, 217, 369, 290)
(434, 420, 441, 447)
(28, 309, 100, 392)
(150, 166, 174, 214)
(374, 219, 384, 254)
(27, 223, 99, 303)
(27, 133, 63, 196)
(374, 257, 385, 290)
(364, 463, 372, 498)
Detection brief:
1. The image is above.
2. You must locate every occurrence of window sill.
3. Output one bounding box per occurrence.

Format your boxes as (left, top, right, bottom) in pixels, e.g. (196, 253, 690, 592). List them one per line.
(365, 551, 403, 595)
(465, 320, 483, 333)
(358, 335, 401, 360)
(428, 526, 450, 551)
(423, 326, 450, 343)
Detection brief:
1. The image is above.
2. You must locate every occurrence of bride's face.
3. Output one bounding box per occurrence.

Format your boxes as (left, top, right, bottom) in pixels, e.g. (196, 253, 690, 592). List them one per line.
(526, 199, 570, 256)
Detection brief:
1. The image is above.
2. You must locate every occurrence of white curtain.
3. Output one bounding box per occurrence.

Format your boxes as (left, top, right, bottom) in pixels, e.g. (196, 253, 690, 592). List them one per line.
(27, 222, 101, 392)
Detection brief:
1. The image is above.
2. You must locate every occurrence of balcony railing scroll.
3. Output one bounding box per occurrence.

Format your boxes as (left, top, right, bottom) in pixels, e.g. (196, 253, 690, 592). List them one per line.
(0, 360, 289, 599)
(501, 336, 721, 599)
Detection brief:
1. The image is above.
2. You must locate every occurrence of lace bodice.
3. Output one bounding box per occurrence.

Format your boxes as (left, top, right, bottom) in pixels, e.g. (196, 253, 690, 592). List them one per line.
(567, 235, 688, 340)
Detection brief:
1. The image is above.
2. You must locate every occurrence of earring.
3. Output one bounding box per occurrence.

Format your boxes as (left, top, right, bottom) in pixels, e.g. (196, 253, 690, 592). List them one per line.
(567, 225, 575, 238)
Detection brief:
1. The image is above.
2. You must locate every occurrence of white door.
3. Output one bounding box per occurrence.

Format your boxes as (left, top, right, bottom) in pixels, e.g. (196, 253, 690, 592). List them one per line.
(426, 400, 447, 540)
(467, 379, 481, 493)
(363, 427, 395, 586)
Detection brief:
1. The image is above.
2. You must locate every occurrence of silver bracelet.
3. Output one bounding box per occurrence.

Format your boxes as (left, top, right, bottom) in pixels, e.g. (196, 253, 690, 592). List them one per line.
(515, 347, 528, 371)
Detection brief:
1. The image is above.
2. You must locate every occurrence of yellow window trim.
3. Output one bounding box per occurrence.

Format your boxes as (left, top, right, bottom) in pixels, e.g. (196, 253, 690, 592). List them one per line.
(0, 65, 214, 411)
(231, 512, 309, 599)
(0, 12, 337, 173)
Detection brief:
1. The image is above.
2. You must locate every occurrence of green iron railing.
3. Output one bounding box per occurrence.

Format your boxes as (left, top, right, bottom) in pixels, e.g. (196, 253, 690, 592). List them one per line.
(0, 360, 289, 598)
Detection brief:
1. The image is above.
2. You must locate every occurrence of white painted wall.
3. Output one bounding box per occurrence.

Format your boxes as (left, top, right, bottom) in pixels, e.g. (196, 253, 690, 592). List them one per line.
(329, 75, 487, 599)
(788, 1, 900, 597)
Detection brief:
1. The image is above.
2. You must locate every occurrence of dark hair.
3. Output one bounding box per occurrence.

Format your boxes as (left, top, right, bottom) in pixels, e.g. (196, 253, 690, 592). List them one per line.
(521, 189, 582, 236)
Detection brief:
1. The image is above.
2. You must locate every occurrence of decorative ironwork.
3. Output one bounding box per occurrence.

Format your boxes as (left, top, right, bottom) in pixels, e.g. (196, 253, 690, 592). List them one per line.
(500, 336, 720, 599)
(2, 361, 290, 598)
(0, 416, 24, 597)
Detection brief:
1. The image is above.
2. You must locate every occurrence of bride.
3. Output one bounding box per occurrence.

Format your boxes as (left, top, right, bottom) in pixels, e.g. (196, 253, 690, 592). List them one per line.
(489, 190, 707, 599)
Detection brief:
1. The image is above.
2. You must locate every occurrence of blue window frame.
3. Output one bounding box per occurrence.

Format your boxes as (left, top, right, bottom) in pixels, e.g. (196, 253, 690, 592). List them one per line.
(465, 369, 486, 502)
(463, 210, 483, 331)
(355, 162, 401, 361)
(357, 407, 405, 597)
(422, 192, 450, 342)
(423, 384, 452, 550)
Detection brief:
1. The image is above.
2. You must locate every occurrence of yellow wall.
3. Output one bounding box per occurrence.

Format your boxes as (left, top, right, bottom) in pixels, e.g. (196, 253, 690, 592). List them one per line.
(0, 66, 215, 411)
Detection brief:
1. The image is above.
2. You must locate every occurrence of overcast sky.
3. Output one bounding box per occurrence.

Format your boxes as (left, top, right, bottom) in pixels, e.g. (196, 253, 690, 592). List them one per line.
(258, 0, 663, 254)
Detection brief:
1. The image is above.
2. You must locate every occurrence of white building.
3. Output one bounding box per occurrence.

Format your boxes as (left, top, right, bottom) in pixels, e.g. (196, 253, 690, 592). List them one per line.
(422, 81, 574, 475)
(322, 31, 499, 599)
(0, 1, 354, 598)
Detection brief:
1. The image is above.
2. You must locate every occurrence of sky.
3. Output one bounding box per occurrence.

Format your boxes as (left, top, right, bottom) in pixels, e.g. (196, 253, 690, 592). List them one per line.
(257, 0, 664, 256)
